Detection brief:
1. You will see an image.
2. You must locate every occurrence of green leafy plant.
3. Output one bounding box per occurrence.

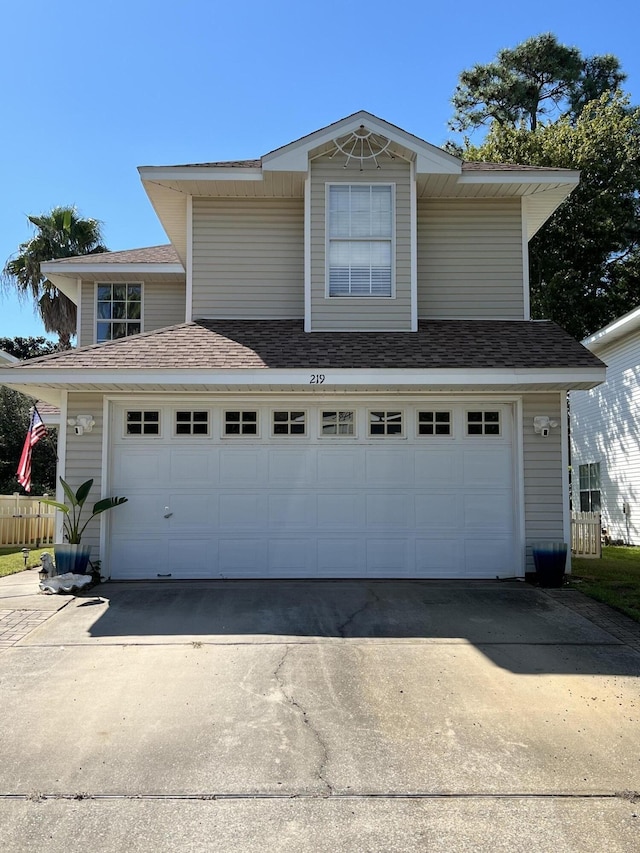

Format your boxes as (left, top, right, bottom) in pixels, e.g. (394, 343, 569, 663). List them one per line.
(41, 478, 127, 544)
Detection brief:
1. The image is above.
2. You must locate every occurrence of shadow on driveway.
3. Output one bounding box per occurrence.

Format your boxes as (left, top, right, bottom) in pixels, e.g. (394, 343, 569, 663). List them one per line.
(42, 579, 640, 676)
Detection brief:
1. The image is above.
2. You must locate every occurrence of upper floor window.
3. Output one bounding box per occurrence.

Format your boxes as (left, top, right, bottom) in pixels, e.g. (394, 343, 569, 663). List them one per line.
(96, 283, 142, 342)
(328, 184, 393, 297)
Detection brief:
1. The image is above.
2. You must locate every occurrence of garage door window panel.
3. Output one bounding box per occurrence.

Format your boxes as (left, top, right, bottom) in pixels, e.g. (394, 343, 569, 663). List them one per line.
(369, 411, 403, 437)
(418, 411, 452, 437)
(273, 411, 307, 436)
(175, 411, 209, 436)
(321, 410, 355, 437)
(125, 410, 160, 436)
(225, 411, 258, 437)
(467, 411, 501, 436)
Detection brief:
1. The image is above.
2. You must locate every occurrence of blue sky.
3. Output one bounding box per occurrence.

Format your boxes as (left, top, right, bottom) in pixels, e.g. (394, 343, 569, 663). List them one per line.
(1, 0, 638, 340)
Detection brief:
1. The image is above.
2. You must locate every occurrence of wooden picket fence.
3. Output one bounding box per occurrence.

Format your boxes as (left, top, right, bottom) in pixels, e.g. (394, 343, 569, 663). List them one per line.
(0, 494, 56, 547)
(571, 511, 602, 558)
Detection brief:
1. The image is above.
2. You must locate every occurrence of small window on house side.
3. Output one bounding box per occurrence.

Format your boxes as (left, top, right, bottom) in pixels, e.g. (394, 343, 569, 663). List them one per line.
(418, 411, 451, 436)
(224, 411, 258, 436)
(175, 411, 209, 436)
(273, 411, 306, 436)
(369, 411, 402, 437)
(467, 411, 500, 436)
(321, 410, 355, 436)
(579, 463, 601, 512)
(96, 283, 142, 342)
(328, 184, 393, 297)
(126, 410, 159, 436)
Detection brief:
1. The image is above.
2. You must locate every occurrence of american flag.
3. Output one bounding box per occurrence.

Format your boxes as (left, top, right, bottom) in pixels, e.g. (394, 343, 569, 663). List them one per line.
(17, 407, 48, 493)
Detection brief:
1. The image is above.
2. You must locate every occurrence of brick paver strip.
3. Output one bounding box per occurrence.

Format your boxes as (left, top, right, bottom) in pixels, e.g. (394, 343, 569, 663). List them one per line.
(544, 588, 640, 653)
(0, 609, 56, 650)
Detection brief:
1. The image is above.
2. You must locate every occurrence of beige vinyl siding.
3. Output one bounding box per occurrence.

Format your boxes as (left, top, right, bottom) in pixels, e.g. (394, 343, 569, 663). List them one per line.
(192, 198, 304, 319)
(63, 393, 105, 559)
(522, 392, 564, 569)
(78, 281, 186, 347)
(310, 157, 412, 331)
(145, 282, 186, 330)
(418, 199, 524, 318)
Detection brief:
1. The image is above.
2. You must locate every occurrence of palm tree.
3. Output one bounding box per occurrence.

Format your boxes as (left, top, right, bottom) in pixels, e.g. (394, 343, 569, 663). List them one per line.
(3, 206, 108, 348)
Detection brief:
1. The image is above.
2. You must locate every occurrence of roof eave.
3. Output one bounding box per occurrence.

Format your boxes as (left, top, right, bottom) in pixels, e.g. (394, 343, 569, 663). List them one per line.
(582, 305, 640, 353)
(0, 365, 606, 394)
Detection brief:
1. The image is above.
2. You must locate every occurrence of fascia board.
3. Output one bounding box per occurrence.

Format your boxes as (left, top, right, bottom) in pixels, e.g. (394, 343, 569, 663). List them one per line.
(0, 366, 606, 389)
(139, 167, 263, 183)
(458, 170, 580, 186)
(263, 111, 462, 174)
(583, 305, 640, 351)
(41, 262, 185, 275)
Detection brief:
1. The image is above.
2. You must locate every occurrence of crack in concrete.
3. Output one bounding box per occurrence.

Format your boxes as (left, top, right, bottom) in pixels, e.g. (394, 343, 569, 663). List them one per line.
(337, 583, 382, 638)
(273, 646, 333, 797)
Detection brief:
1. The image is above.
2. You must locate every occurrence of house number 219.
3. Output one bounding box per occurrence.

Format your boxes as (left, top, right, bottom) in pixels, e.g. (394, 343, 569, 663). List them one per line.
(310, 374, 326, 384)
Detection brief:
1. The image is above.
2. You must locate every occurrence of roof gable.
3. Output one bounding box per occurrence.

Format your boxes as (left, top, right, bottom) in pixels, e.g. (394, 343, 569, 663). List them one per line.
(261, 111, 462, 175)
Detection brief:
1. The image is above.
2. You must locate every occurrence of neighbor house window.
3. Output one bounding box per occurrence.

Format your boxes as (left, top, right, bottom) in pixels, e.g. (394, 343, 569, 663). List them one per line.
(175, 411, 209, 436)
(579, 463, 601, 512)
(321, 410, 355, 436)
(418, 411, 451, 436)
(126, 410, 159, 436)
(369, 411, 402, 436)
(467, 411, 500, 436)
(273, 411, 306, 436)
(224, 411, 258, 436)
(96, 283, 142, 342)
(328, 184, 393, 297)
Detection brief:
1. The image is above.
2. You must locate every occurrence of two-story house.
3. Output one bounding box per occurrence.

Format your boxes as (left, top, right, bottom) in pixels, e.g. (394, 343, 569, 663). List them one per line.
(0, 112, 605, 580)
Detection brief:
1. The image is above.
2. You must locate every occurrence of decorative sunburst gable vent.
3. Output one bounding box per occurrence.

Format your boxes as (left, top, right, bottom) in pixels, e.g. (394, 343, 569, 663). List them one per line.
(328, 125, 395, 171)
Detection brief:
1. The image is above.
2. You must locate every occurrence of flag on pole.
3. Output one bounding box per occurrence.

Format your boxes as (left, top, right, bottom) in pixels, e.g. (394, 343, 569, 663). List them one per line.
(17, 407, 48, 493)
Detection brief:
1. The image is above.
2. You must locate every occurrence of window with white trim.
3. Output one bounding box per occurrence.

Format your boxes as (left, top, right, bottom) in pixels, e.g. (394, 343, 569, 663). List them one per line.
(175, 411, 209, 436)
(579, 463, 601, 512)
(273, 411, 306, 436)
(467, 411, 500, 436)
(321, 410, 355, 436)
(126, 410, 159, 436)
(224, 411, 258, 436)
(369, 410, 402, 436)
(418, 411, 451, 436)
(96, 283, 142, 342)
(328, 184, 393, 297)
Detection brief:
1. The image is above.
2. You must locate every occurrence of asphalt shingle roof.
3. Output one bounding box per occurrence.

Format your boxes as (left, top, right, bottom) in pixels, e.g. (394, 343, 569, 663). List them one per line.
(8, 319, 603, 372)
(43, 245, 181, 265)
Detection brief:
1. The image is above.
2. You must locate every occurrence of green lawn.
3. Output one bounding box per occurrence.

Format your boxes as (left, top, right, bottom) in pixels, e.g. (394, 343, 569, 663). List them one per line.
(0, 547, 54, 578)
(571, 546, 640, 623)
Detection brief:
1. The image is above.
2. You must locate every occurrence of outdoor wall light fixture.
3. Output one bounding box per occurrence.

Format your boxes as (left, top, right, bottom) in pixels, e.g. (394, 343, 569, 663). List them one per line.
(66, 414, 95, 435)
(533, 416, 559, 437)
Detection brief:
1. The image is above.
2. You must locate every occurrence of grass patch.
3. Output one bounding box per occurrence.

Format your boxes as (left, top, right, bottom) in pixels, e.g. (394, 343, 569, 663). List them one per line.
(571, 546, 640, 623)
(0, 547, 54, 578)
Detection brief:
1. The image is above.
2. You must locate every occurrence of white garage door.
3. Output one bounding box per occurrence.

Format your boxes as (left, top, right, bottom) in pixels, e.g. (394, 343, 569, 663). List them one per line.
(108, 401, 517, 579)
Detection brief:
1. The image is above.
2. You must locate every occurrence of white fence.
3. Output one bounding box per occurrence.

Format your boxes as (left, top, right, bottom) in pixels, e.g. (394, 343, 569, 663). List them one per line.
(0, 494, 56, 547)
(571, 511, 602, 558)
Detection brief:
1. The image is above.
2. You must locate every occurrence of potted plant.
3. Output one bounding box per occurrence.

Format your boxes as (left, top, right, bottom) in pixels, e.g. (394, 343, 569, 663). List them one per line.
(41, 478, 127, 575)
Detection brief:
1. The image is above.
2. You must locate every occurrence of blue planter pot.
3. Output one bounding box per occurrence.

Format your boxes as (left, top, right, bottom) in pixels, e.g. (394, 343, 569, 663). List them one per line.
(54, 544, 92, 575)
(532, 542, 567, 588)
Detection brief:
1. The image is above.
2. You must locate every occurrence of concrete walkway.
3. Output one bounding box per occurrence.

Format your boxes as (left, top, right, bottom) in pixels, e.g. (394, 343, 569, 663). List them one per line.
(0, 573, 639, 852)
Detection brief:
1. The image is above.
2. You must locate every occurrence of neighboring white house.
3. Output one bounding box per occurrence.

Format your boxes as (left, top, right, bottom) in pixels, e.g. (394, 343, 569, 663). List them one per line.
(571, 306, 640, 545)
(0, 111, 605, 580)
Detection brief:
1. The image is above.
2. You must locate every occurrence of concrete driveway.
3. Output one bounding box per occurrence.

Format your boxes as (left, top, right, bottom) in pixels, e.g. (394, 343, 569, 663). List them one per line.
(1, 574, 639, 852)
